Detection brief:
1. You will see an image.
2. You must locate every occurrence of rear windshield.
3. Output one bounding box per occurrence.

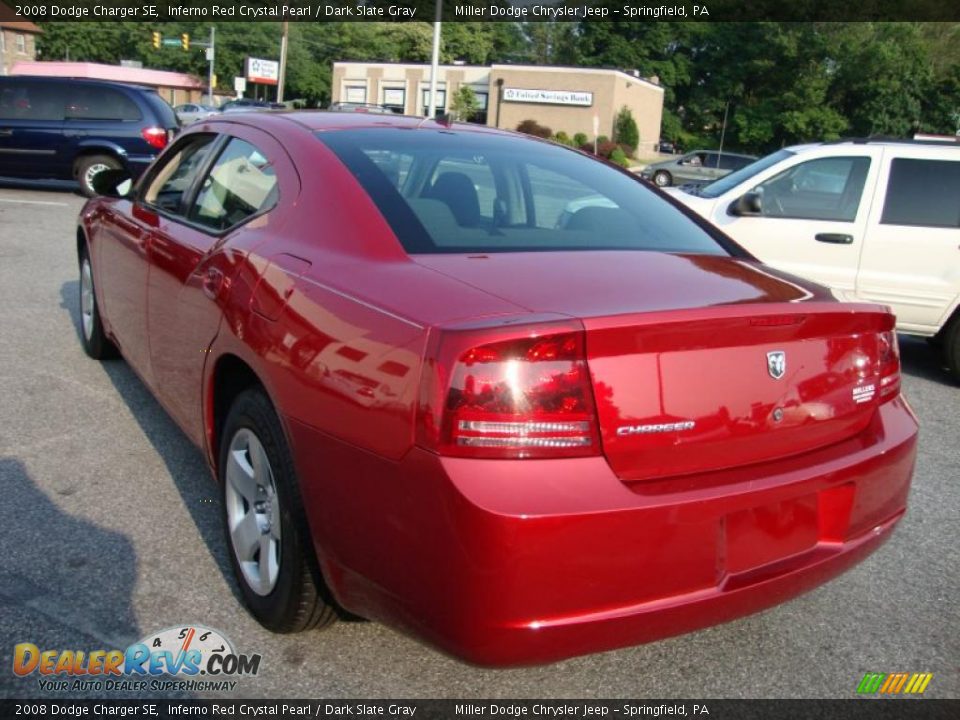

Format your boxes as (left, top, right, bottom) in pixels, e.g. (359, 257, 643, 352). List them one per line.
(317, 128, 733, 256)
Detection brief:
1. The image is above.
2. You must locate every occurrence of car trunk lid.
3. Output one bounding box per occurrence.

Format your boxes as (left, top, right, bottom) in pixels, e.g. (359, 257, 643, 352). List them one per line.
(584, 303, 891, 481)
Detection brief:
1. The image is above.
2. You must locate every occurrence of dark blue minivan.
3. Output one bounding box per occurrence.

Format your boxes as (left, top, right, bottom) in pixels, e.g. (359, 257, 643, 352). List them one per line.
(0, 76, 179, 196)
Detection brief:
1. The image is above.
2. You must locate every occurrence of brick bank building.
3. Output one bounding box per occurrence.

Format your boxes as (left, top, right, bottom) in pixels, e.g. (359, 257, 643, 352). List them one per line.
(331, 62, 665, 153)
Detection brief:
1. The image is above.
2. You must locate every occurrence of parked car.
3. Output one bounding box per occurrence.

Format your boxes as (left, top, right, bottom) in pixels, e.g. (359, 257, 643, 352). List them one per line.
(664, 138, 960, 379)
(173, 103, 219, 125)
(328, 102, 396, 114)
(220, 99, 285, 113)
(76, 113, 917, 666)
(641, 150, 757, 187)
(0, 75, 179, 196)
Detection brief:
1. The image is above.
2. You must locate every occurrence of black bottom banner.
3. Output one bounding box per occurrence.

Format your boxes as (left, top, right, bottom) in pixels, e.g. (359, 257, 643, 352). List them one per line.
(1, 699, 958, 720)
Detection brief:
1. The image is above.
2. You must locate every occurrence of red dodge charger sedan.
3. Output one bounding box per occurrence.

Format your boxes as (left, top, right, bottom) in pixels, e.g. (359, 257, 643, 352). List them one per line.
(76, 112, 918, 666)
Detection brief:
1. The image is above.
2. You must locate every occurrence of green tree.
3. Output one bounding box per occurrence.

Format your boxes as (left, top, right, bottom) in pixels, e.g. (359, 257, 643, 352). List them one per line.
(519, 21, 579, 65)
(450, 85, 479, 122)
(613, 106, 639, 153)
(829, 23, 933, 138)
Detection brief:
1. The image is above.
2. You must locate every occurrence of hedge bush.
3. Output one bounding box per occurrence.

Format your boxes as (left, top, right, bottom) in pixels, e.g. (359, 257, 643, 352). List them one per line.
(517, 119, 553, 139)
(609, 146, 631, 168)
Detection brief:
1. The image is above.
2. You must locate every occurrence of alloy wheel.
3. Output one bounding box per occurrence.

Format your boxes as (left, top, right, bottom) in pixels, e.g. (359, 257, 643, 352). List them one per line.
(80, 258, 95, 341)
(225, 428, 282, 596)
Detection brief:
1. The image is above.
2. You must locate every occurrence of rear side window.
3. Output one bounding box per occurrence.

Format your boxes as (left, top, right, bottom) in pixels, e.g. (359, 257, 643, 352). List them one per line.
(718, 155, 753, 171)
(318, 128, 733, 256)
(702, 153, 721, 168)
(0, 81, 63, 121)
(189, 138, 278, 231)
(881, 158, 960, 228)
(65, 87, 141, 121)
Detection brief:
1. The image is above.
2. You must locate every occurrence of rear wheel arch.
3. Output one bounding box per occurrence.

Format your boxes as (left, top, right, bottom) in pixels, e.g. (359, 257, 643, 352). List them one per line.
(76, 226, 87, 264)
(210, 358, 339, 631)
(209, 354, 267, 471)
(72, 146, 125, 174)
(73, 149, 126, 198)
(934, 297, 960, 341)
(940, 307, 960, 383)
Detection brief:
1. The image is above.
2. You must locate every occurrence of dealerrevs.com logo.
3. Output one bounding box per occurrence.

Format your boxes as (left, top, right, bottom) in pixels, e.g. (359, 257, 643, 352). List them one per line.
(13, 625, 262, 693)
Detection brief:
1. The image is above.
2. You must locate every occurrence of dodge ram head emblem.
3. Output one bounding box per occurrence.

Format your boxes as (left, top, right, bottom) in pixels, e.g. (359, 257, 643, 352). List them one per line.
(767, 350, 786, 379)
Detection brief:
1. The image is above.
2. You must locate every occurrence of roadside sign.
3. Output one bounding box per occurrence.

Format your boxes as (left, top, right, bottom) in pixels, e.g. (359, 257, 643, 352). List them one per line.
(246, 57, 279, 86)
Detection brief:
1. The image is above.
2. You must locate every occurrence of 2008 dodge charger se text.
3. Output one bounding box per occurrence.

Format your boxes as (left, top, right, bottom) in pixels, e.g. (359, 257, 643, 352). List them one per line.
(75, 112, 918, 666)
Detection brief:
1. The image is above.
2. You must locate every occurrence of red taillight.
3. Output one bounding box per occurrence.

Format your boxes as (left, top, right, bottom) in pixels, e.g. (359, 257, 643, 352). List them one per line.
(418, 327, 600, 459)
(878, 329, 901, 400)
(141, 126, 168, 150)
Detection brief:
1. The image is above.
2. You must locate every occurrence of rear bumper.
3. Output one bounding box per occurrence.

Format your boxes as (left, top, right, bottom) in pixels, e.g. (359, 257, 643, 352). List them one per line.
(289, 397, 917, 666)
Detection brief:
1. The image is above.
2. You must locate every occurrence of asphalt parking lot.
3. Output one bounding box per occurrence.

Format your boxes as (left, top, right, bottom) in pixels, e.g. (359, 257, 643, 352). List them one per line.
(0, 184, 957, 700)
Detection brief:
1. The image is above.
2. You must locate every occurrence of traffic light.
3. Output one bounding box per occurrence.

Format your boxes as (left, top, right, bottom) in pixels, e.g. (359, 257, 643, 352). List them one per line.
(181, 33, 190, 51)
(151, 31, 161, 50)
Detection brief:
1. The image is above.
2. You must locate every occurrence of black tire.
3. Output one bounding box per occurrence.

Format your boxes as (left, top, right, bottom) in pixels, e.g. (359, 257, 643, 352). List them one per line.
(78, 246, 118, 360)
(653, 170, 672, 187)
(76, 154, 122, 198)
(219, 387, 336, 633)
(943, 318, 960, 384)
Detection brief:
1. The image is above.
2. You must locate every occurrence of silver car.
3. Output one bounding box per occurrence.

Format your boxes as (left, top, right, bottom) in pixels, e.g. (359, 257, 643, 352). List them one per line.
(173, 103, 219, 125)
(641, 150, 757, 188)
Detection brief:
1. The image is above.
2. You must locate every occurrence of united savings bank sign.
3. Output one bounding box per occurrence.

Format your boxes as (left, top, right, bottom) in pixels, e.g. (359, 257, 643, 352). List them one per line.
(502, 88, 594, 107)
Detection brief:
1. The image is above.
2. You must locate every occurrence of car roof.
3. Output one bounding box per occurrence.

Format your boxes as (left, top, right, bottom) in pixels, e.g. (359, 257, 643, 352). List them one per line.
(0, 75, 155, 94)
(686, 149, 756, 158)
(787, 138, 960, 153)
(200, 110, 514, 137)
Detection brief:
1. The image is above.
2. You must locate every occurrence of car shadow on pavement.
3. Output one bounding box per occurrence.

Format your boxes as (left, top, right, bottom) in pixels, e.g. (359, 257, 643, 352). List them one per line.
(898, 334, 956, 385)
(0, 177, 84, 196)
(58, 280, 243, 607)
(0, 457, 142, 698)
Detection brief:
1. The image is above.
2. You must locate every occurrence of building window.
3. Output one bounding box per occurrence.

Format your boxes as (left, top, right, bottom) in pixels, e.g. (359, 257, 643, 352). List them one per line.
(16, 33, 27, 54)
(421, 88, 446, 117)
(344, 85, 367, 104)
(382, 87, 405, 114)
(469, 90, 489, 124)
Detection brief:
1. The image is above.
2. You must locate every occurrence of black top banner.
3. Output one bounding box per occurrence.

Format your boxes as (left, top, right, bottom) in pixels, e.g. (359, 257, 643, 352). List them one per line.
(2, 0, 960, 23)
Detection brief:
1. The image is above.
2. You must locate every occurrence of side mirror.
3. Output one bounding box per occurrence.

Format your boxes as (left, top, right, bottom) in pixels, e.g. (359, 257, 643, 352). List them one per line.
(729, 191, 762, 216)
(91, 169, 133, 199)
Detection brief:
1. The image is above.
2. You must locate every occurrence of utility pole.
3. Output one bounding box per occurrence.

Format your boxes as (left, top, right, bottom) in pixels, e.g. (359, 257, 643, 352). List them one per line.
(427, 0, 441, 118)
(717, 100, 730, 166)
(277, 21, 289, 104)
(207, 26, 215, 105)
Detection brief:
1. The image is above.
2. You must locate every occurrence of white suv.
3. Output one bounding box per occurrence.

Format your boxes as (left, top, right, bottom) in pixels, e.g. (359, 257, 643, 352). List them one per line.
(665, 139, 960, 379)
